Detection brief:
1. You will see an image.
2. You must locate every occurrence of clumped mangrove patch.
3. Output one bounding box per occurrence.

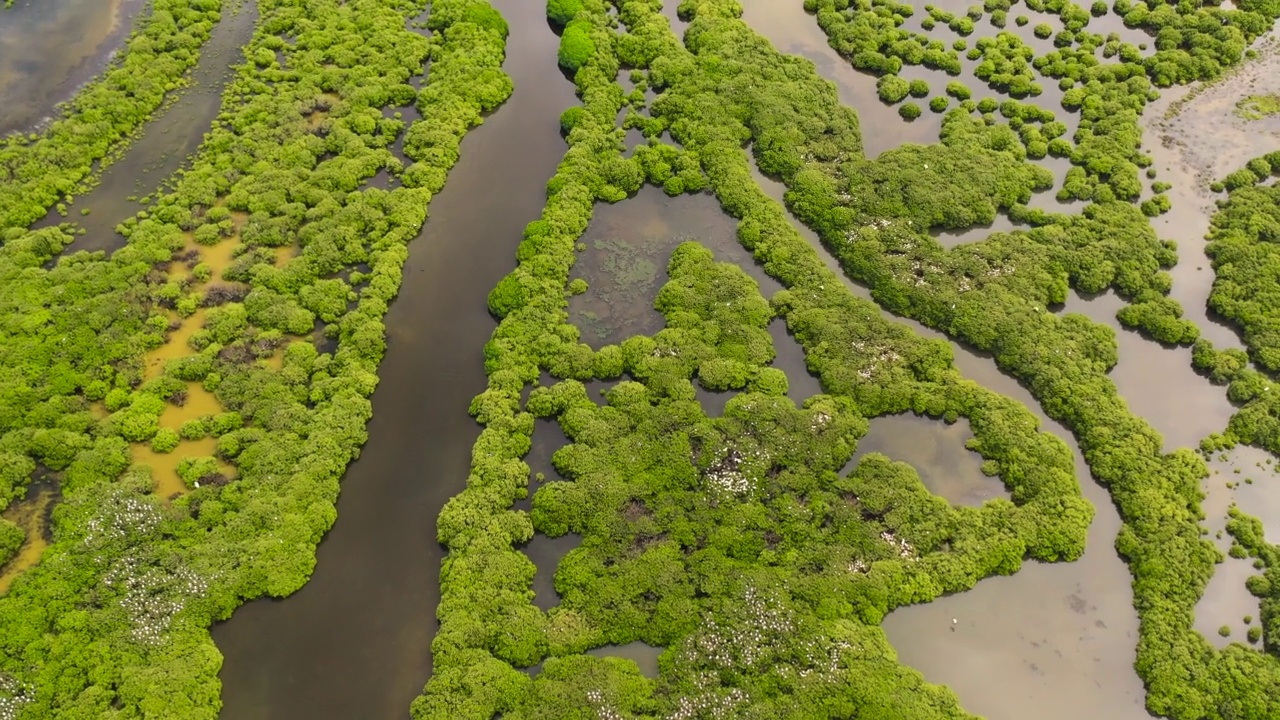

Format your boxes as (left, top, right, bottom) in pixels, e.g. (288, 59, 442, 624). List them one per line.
(2, 0, 1280, 715)
(1195, 154, 1280, 463)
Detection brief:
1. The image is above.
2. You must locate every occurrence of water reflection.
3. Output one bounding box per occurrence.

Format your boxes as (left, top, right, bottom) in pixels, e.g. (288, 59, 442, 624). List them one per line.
(851, 413, 1009, 507)
(0, 0, 145, 135)
(585, 641, 662, 678)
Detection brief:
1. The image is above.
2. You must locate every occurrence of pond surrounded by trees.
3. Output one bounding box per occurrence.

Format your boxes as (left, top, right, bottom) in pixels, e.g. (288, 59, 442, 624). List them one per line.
(1, 0, 1280, 718)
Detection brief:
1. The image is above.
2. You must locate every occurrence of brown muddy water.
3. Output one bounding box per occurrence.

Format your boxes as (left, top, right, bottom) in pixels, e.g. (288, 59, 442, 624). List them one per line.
(1145, 33, 1280, 351)
(1194, 443, 1280, 646)
(1056, 289, 1236, 452)
(211, 2, 579, 717)
(0, 0, 146, 136)
(753, 126, 1148, 720)
(853, 414, 1010, 507)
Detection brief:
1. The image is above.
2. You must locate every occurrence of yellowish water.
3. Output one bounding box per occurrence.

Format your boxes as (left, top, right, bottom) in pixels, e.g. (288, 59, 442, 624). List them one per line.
(132, 235, 246, 497)
(142, 234, 243, 378)
(0, 486, 55, 595)
(262, 349, 286, 370)
(143, 308, 208, 380)
(191, 234, 241, 270)
(133, 437, 233, 501)
(306, 92, 341, 131)
(274, 244, 297, 267)
(160, 381, 222, 428)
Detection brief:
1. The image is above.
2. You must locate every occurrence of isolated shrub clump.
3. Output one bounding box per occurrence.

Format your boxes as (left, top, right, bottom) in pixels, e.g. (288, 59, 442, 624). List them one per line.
(547, 0, 584, 25)
(877, 75, 911, 103)
(558, 20, 596, 71)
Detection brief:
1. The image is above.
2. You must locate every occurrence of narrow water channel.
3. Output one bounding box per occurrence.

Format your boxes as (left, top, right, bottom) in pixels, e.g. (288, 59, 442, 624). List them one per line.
(0, 0, 146, 136)
(211, 2, 577, 717)
(48, 0, 259, 253)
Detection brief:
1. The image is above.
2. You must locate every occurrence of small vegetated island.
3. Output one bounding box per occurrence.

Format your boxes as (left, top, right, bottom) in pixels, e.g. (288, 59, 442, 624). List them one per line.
(1, 0, 1280, 718)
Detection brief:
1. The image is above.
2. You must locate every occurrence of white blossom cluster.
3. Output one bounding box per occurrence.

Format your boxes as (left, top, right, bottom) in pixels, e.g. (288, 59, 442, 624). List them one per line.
(905, 259, 940, 288)
(840, 219, 900, 248)
(585, 688, 624, 720)
(795, 639, 853, 680)
(83, 495, 159, 545)
(666, 586, 858, 717)
(102, 553, 207, 647)
(850, 340, 903, 381)
(703, 448, 755, 496)
(0, 673, 31, 720)
(687, 586, 795, 668)
(667, 682, 749, 720)
(880, 530, 917, 560)
(809, 411, 833, 432)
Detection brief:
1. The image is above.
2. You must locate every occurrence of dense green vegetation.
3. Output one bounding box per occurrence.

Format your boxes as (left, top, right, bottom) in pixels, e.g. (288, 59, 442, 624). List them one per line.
(0, 520, 21, 568)
(0, 0, 228, 229)
(3, 0, 1277, 714)
(1203, 152, 1280, 372)
(415, 0, 1092, 716)
(0, 0, 509, 716)
(809, 0, 1280, 299)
